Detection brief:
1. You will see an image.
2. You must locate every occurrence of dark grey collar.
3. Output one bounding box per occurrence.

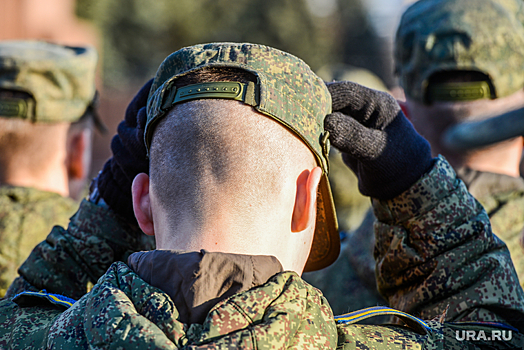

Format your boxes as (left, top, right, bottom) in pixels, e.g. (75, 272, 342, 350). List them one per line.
(128, 249, 283, 324)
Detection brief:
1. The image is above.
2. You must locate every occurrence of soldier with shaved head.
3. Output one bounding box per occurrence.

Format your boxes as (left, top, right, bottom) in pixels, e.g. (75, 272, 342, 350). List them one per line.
(0, 42, 523, 348)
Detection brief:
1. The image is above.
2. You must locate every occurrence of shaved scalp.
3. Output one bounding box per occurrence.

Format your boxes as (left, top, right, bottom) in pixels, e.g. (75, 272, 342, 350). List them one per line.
(149, 69, 317, 234)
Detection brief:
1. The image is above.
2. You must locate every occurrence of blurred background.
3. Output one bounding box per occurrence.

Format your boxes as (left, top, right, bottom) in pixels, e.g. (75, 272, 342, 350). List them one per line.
(0, 0, 413, 230)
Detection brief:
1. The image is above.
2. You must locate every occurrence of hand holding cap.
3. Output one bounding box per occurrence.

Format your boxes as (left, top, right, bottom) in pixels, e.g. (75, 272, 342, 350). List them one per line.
(325, 81, 433, 200)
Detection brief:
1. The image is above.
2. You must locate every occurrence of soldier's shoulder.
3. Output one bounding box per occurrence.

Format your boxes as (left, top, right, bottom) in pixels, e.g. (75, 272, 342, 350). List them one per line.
(0, 294, 65, 348)
(0, 186, 79, 297)
(0, 185, 77, 219)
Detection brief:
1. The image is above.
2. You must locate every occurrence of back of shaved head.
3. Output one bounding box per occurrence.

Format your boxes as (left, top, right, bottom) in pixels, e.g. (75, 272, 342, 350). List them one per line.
(148, 68, 317, 239)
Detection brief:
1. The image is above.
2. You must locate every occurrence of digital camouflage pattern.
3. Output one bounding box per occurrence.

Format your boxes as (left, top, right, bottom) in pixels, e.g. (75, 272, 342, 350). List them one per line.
(395, 0, 524, 102)
(2, 263, 523, 349)
(0, 186, 77, 298)
(4, 263, 338, 349)
(457, 168, 524, 288)
(1, 157, 524, 349)
(337, 319, 524, 349)
(303, 210, 387, 322)
(145, 42, 338, 272)
(5, 199, 155, 300)
(307, 163, 524, 320)
(374, 157, 524, 323)
(0, 41, 98, 123)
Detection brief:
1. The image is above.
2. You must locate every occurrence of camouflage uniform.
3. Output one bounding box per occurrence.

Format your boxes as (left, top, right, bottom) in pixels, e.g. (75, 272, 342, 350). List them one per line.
(306, 0, 524, 316)
(305, 167, 524, 317)
(5, 198, 155, 300)
(1, 42, 523, 348)
(1, 157, 523, 349)
(0, 186, 77, 298)
(395, 0, 524, 285)
(458, 168, 524, 285)
(302, 209, 387, 320)
(0, 42, 104, 297)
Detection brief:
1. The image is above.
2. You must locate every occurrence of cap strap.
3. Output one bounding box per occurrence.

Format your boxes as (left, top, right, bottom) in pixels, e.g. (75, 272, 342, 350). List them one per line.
(0, 98, 29, 119)
(167, 81, 258, 108)
(427, 81, 492, 102)
(146, 81, 259, 157)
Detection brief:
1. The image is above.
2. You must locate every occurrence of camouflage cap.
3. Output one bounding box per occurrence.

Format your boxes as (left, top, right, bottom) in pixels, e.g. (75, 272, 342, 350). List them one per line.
(395, 0, 524, 103)
(0, 40, 99, 124)
(145, 42, 339, 272)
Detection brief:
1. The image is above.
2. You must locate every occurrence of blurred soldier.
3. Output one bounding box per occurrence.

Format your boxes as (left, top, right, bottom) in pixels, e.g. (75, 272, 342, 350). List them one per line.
(0, 41, 102, 297)
(304, 0, 524, 317)
(397, 0, 524, 281)
(0, 43, 523, 349)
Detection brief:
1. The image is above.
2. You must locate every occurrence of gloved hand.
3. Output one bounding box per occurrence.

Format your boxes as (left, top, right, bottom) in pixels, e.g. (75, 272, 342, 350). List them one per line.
(96, 79, 153, 224)
(325, 81, 433, 200)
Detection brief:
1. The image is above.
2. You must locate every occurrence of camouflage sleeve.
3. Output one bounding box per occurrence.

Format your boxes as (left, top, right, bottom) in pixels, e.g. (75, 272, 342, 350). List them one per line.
(372, 156, 524, 327)
(6, 200, 154, 300)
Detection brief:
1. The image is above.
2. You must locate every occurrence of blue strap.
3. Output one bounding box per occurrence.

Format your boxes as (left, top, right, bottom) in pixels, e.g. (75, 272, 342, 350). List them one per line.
(335, 306, 431, 334)
(12, 290, 77, 309)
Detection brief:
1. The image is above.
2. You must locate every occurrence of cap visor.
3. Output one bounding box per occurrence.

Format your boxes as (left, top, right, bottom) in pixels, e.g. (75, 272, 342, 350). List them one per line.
(304, 173, 340, 272)
(442, 106, 524, 151)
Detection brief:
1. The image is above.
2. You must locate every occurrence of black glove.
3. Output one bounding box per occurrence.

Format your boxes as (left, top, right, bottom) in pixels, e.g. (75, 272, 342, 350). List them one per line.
(325, 81, 433, 200)
(96, 79, 153, 224)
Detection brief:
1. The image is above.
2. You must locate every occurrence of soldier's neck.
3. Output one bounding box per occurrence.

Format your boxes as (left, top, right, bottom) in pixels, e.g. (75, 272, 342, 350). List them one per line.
(153, 209, 307, 273)
(448, 137, 523, 178)
(0, 161, 69, 197)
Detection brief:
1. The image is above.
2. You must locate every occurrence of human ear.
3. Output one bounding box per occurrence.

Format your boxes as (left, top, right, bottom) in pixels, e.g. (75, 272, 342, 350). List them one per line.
(66, 128, 92, 180)
(132, 173, 155, 236)
(291, 166, 322, 232)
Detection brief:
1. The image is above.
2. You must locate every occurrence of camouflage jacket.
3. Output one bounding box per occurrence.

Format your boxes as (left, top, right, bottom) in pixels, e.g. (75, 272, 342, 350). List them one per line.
(0, 156, 523, 349)
(5, 199, 155, 300)
(457, 167, 524, 286)
(305, 163, 524, 317)
(0, 186, 78, 298)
